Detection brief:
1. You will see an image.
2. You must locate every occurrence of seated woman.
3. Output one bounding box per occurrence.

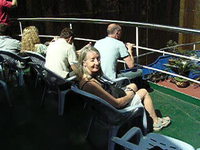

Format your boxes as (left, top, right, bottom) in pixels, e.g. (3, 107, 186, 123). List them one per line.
(20, 26, 47, 55)
(76, 45, 171, 131)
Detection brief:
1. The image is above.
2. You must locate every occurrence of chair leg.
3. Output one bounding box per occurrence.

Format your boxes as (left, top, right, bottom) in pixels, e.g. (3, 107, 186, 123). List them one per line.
(0, 80, 12, 107)
(18, 70, 24, 87)
(108, 125, 120, 150)
(41, 86, 47, 107)
(142, 108, 148, 135)
(34, 74, 39, 88)
(58, 89, 70, 116)
(85, 114, 95, 139)
(0, 65, 4, 80)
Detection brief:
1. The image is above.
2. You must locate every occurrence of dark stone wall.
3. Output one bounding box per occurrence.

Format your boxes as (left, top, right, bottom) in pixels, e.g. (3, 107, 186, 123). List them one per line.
(13, 0, 179, 24)
(10, 0, 180, 64)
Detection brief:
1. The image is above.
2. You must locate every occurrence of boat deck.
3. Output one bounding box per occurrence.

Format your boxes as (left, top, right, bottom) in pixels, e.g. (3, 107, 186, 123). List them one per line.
(157, 78, 200, 99)
(0, 79, 200, 150)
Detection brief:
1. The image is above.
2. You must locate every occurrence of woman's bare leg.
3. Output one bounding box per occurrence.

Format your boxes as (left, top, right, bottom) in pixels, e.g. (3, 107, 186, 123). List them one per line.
(136, 89, 158, 123)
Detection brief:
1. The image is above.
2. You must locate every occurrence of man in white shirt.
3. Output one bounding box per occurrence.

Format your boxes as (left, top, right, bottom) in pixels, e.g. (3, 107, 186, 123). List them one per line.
(45, 28, 78, 78)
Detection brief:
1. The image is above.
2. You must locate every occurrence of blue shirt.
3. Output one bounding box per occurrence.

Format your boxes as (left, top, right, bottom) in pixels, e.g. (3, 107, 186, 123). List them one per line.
(94, 37, 129, 80)
(0, 36, 21, 52)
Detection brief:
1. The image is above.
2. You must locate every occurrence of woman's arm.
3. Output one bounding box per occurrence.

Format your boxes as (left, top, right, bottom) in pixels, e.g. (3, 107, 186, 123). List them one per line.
(82, 80, 135, 108)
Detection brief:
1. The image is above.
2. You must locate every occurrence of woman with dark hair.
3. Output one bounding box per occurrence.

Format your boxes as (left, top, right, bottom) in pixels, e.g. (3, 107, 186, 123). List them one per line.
(76, 46, 171, 131)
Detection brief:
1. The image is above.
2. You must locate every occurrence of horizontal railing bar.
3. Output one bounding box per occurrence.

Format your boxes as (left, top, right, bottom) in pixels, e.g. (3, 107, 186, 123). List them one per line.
(138, 46, 200, 62)
(15, 17, 200, 35)
(18, 34, 97, 42)
(135, 51, 155, 58)
(159, 41, 200, 51)
(75, 37, 97, 42)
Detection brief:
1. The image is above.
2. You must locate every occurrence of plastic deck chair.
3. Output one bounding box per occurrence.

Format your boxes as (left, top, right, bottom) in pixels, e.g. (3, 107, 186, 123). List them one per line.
(28, 62, 76, 116)
(0, 50, 30, 87)
(20, 51, 46, 87)
(71, 85, 147, 150)
(0, 55, 12, 106)
(20, 51, 46, 66)
(0, 55, 5, 79)
(112, 127, 198, 150)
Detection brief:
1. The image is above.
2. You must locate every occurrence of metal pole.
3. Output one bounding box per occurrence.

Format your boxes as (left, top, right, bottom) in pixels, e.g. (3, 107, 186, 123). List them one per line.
(193, 44, 196, 50)
(136, 27, 139, 65)
(19, 21, 23, 36)
(70, 23, 72, 29)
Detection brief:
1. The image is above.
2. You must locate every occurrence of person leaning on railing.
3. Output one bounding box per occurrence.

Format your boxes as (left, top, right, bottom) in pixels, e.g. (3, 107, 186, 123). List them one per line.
(75, 45, 171, 131)
(94, 23, 143, 83)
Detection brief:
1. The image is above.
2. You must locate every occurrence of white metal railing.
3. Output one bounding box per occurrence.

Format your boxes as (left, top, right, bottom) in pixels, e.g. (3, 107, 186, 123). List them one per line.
(14, 17, 200, 84)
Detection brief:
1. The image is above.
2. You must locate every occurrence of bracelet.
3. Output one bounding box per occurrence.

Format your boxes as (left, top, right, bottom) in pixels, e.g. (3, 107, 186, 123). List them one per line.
(125, 87, 136, 94)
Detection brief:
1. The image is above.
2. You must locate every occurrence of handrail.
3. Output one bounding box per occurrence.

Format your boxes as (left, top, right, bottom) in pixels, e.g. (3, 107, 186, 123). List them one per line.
(16, 17, 200, 35)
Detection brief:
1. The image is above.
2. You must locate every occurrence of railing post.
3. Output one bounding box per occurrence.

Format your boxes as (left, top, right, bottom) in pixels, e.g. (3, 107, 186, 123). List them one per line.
(193, 44, 196, 50)
(70, 23, 72, 29)
(136, 27, 139, 65)
(19, 21, 23, 36)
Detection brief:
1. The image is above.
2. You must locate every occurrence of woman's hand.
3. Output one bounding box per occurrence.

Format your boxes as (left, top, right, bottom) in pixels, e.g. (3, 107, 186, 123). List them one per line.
(125, 87, 136, 99)
(126, 83, 138, 92)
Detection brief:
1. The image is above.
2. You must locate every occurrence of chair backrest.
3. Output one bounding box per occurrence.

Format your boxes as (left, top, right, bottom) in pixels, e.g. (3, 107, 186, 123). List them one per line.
(71, 85, 142, 125)
(20, 51, 46, 66)
(28, 62, 74, 88)
(0, 55, 4, 79)
(0, 50, 30, 69)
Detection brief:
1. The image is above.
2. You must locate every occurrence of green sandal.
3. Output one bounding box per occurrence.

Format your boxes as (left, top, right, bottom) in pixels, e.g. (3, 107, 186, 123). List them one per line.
(153, 116, 171, 131)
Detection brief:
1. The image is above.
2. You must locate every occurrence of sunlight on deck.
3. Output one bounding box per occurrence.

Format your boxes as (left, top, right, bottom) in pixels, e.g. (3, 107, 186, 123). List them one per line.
(151, 90, 200, 148)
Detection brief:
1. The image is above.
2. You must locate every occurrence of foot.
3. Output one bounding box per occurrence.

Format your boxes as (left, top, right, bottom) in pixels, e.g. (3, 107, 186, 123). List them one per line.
(153, 116, 171, 131)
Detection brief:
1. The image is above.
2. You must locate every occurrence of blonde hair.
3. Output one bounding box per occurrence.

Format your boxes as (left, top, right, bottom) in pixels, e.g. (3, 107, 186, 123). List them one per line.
(76, 45, 102, 80)
(21, 26, 40, 52)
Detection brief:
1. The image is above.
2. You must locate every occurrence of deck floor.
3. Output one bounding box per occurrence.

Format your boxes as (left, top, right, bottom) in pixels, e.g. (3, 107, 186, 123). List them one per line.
(0, 79, 200, 149)
(157, 78, 200, 99)
(152, 89, 200, 148)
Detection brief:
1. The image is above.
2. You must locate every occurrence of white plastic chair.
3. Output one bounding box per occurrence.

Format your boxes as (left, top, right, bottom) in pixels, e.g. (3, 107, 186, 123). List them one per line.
(0, 50, 30, 87)
(28, 62, 76, 116)
(71, 85, 147, 150)
(112, 127, 198, 150)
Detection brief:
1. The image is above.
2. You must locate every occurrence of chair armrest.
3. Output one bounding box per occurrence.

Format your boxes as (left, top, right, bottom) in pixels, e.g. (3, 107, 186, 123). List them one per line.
(65, 75, 77, 81)
(112, 76, 129, 82)
(111, 127, 143, 150)
(121, 127, 143, 141)
(112, 137, 140, 150)
(112, 77, 130, 88)
(71, 85, 118, 111)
